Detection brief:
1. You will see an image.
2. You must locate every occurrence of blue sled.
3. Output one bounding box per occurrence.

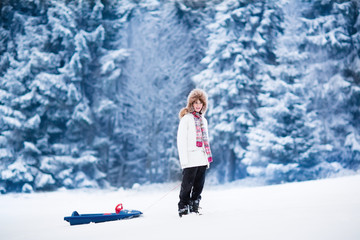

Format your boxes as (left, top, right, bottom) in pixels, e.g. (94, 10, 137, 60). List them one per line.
(64, 209, 143, 226)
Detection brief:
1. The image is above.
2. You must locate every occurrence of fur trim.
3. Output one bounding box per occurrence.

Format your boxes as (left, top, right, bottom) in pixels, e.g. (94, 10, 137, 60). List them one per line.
(179, 89, 208, 119)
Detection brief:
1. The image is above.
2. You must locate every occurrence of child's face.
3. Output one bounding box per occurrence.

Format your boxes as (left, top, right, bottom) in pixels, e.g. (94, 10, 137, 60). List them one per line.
(193, 99, 203, 113)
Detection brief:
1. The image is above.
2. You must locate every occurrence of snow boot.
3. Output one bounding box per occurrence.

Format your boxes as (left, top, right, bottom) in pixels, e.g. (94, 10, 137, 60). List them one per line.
(178, 205, 189, 217)
(189, 200, 200, 214)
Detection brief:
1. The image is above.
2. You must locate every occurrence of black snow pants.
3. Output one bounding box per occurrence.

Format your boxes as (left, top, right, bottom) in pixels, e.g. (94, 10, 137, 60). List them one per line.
(178, 165, 207, 209)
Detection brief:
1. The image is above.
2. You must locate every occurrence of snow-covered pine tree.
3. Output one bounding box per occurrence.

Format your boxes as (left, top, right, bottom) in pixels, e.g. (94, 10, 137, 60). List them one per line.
(0, 0, 108, 192)
(245, 0, 360, 183)
(244, 0, 316, 183)
(301, 0, 360, 174)
(106, 1, 208, 187)
(194, 0, 283, 183)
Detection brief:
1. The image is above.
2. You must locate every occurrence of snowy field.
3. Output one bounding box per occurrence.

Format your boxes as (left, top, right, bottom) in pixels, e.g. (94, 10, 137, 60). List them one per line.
(1, 175, 360, 240)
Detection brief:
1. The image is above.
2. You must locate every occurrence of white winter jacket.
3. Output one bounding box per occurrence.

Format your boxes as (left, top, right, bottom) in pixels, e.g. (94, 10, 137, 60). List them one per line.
(177, 113, 210, 169)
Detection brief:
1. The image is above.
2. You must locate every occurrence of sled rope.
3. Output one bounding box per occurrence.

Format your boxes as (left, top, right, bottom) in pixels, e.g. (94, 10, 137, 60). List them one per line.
(143, 182, 181, 212)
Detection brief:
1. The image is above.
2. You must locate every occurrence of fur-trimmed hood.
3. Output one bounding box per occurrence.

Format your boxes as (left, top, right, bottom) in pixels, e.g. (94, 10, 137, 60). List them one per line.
(179, 89, 208, 119)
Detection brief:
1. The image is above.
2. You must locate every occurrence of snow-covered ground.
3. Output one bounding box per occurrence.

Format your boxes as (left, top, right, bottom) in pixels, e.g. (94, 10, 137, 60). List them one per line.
(1, 174, 360, 240)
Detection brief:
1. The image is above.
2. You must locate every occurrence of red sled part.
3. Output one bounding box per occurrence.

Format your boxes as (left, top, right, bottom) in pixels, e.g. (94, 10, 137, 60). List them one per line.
(115, 203, 123, 214)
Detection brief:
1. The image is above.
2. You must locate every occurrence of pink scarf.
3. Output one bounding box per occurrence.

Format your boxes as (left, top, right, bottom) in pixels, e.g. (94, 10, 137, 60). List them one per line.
(192, 112, 213, 163)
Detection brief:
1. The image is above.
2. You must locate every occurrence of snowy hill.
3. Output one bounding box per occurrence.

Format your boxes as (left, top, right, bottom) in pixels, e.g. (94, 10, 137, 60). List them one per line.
(1, 174, 360, 240)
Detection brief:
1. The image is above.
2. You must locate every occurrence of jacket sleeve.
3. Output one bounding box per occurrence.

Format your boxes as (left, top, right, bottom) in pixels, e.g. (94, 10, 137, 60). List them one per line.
(177, 116, 188, 168)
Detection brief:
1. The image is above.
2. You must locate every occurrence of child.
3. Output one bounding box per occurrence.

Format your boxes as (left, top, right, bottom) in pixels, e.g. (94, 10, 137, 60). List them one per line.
(177, 89, 213, 217)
